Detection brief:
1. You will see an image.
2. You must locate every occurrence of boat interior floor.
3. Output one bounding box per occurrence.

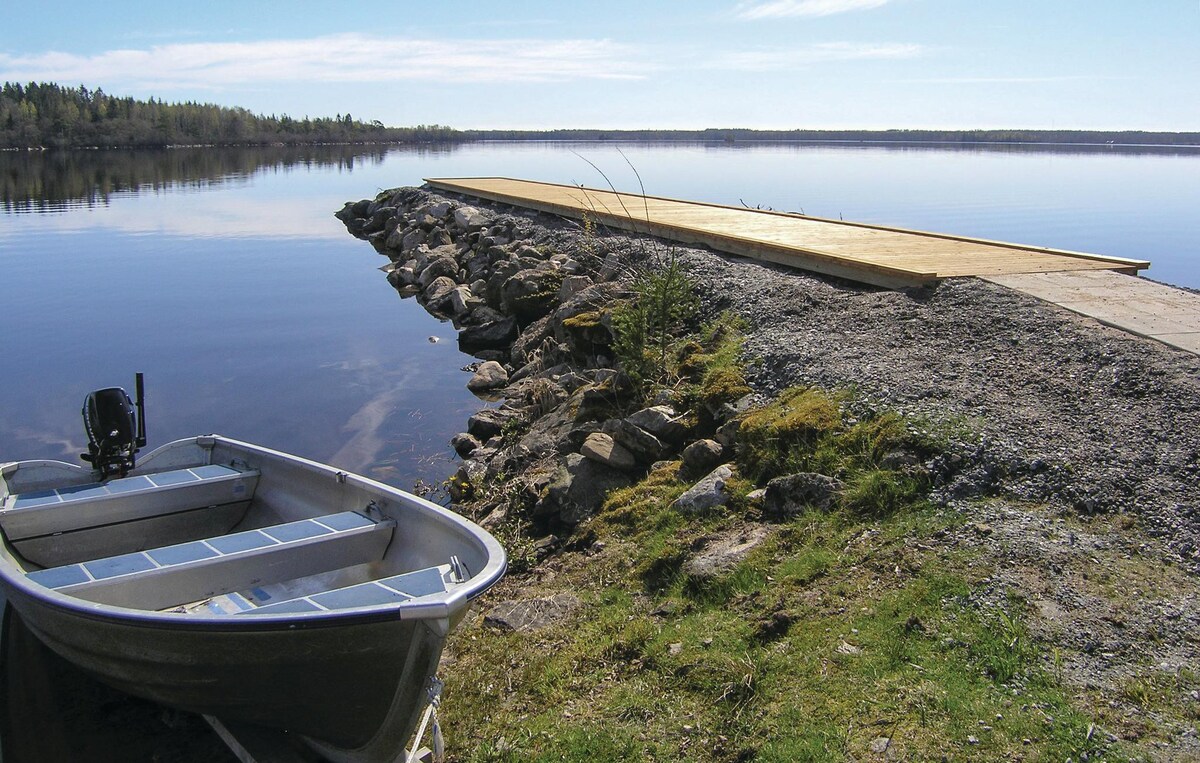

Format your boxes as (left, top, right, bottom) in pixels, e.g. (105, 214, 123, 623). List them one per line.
(3, 468, 466, 616)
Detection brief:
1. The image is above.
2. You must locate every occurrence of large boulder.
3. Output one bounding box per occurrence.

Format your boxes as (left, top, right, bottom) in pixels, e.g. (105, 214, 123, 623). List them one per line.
(467, 361, 509, 393)
(463, 250, 492, 281)
(763, 472, 843, 517)
(361, 206, 396, 234)
(537, 454, 631, 525)
(467, 407, 514, 441)
(450, 432, 481, 457)
(626, 406, 687, 445)
(601, 418, 665, 464)
(684, 525, 771, 580)
(453, 206, 490, 231)
(513, 382, 574, 458)
(558, 275, 593, 302)
(671, 464, 734, 514)
(500, 268, 565, 323)
(386, 266, 416, 289)
(399, 228, 425, 255)
(509, 314, 554, 368)
(458, 317, 519, 354)
(422, 276, 458, 307)
(416, 200, 452, 220)
(580, 432, 636, 471)
(447, 286, 477, 316)
(681, 438, 724, 476)
(484, 261, 523, 309)
(416, 253, 459, 289)
(551, 282, 625, 350)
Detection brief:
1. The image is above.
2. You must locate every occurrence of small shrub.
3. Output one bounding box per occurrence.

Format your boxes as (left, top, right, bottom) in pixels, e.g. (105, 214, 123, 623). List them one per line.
(611, 249, 699, 387)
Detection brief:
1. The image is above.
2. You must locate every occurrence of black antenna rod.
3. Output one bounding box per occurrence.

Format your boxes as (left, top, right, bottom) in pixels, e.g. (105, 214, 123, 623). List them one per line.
(134, 372, 147, 449)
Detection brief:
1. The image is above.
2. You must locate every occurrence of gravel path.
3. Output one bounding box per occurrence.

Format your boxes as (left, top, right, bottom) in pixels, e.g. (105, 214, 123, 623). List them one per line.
(698, 258, 1200, 561)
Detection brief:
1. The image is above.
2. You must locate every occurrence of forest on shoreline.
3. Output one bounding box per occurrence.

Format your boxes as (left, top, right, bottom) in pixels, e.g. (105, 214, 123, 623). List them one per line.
(0, 82, 457, 148)
(3, 82, 1198, 150)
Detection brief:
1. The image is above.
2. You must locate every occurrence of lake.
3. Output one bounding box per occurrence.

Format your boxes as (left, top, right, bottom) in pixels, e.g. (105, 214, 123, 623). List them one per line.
(1, 142, 1197, 491)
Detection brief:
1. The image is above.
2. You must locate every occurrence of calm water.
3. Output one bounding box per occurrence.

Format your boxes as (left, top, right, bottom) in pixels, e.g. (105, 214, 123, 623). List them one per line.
(1, 142, 1197, 489)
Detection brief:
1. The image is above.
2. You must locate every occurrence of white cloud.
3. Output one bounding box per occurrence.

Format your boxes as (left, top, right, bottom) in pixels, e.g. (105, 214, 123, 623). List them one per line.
(0, 34, 647, 90)
(737, 0, 890, 20)
(714, 42, 922, 70)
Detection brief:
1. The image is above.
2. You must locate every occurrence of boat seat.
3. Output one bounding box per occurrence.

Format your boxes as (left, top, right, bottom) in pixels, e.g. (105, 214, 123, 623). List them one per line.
(0, 464, 261, 543)
(27, 510, 395, 611)
(241, 564, 452, 615)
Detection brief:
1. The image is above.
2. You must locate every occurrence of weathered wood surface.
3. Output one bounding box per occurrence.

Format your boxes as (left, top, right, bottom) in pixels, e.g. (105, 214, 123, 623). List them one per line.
(425, 177, 1149, 289)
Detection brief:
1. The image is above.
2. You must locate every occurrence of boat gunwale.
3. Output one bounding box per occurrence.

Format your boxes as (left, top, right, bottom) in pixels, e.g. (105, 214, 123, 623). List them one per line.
(0, 435, 507, 632)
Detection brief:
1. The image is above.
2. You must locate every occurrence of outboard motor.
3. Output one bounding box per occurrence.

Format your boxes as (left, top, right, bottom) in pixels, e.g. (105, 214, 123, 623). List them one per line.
(81, 372, 147, 479)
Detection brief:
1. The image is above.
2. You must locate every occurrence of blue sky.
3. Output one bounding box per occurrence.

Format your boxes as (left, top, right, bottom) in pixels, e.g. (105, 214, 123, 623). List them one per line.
(1, 0, 1197, 130)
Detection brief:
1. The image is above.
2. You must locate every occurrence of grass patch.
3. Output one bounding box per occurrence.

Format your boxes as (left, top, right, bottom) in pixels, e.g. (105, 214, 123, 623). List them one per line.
(443, 478, 1127, 762)
(734, 386, 949, 519)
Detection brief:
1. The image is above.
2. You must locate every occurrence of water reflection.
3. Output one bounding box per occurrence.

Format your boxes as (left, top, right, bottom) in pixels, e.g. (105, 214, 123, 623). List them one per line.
(692, 140, 1200, 157)
(0, 143, 462, 214)
(6, 140, 1195, 215)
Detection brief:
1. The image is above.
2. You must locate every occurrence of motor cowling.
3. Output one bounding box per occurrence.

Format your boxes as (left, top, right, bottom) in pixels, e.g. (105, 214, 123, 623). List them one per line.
(81, 374, 147, 478)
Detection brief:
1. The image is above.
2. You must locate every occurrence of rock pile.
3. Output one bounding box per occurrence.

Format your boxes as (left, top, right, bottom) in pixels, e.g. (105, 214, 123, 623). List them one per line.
(336, 187, 749, 532)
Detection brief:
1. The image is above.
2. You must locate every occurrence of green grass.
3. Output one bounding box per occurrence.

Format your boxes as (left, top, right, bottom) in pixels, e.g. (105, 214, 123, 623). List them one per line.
(443, 307, 1137, 761)
(442, 478, 1127, 762)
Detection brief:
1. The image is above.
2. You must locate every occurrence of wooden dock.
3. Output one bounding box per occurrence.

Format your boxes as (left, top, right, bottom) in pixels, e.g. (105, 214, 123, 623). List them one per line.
(424, 177, 1149, 289)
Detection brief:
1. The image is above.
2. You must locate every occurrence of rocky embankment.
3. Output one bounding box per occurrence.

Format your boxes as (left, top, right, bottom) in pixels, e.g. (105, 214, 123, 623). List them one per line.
(338, 185, 1200, 758)
(337, 185, 1200, 552)
(336, 187, 762, 533)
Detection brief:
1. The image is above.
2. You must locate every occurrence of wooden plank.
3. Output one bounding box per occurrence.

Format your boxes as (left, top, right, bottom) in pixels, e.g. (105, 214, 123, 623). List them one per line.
(425, 178, 934, 288)
(424, 177, 1150, 287)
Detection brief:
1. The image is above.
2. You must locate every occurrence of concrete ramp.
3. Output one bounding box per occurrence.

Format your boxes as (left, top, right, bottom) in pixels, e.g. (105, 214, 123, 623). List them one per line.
(983, 271, 1200, 355)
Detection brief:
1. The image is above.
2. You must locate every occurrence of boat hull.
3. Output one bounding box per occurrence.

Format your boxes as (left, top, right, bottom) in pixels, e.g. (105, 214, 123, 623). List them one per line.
(8, 586, 445, 760)
(0, 436, 506, 763)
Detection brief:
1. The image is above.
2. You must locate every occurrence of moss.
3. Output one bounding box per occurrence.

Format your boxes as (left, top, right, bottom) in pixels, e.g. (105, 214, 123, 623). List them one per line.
(738, 387, 846, 481)
(561, 310, 604, 330)
(696, 366, 752, 409)
(736, 387, 937, 522)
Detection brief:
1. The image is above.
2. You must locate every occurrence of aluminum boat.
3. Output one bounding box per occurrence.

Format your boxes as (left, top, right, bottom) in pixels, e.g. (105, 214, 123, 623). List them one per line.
(0, 376, 505, 762)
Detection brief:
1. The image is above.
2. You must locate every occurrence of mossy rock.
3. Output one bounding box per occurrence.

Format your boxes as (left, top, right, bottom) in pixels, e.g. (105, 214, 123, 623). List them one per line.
(562, 310, 604, 330)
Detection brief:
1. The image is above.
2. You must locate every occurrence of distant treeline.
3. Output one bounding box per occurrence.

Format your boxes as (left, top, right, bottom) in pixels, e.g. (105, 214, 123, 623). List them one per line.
(466, 128, 1200, 147)
(4, 83, 1197, 150)
(0, 82, 461, 149)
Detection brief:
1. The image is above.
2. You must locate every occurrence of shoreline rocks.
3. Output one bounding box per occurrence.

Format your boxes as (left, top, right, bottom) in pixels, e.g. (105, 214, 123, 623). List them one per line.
(337, 183, 1200, 568)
